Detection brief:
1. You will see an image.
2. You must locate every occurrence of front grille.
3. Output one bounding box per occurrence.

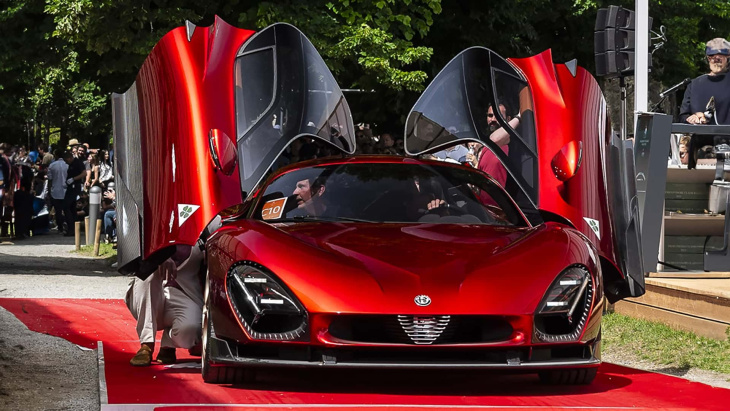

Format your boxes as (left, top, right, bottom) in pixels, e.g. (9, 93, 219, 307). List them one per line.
(328, 315, 513, 345)
(398, 315, 450, 344)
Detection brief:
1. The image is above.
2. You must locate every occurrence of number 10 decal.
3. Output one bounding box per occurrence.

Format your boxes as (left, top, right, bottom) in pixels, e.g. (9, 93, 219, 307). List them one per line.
(261, 198, 288, 220)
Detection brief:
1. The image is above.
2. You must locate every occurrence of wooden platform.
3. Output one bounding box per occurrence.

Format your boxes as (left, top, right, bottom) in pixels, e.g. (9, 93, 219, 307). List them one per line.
(614, 277, 730, 340)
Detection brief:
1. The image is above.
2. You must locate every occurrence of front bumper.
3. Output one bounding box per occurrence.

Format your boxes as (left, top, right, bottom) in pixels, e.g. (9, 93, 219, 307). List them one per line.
(206, 333, 601, 370)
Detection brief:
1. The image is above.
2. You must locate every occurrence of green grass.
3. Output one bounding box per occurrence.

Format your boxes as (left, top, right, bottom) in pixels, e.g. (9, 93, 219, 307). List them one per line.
(602, 312, 730, 374)
(72, 243, 117, 258)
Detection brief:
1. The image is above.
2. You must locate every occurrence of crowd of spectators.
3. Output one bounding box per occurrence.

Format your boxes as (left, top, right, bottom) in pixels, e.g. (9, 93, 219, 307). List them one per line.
(0, 126, 413, 242)
(353, 127, 404, 156)
(268, 125, 406, 170)
(0, 139, 116, 242)
(0, 125, 485, 243)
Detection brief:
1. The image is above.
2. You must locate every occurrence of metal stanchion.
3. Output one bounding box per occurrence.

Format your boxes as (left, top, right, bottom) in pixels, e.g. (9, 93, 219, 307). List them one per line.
(88, 186, 102, 248)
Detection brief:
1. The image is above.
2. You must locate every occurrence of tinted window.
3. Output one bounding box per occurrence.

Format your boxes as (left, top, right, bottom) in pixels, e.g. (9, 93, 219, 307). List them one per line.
(234, 24, 355, 198)
(405, 62, 475, 152)
(235, 48, 275, 138)
(404, 47, 541, 222)
(300, 39, 353, 147)
(254, 162, 527, 226)
(492, 70, 538, 206)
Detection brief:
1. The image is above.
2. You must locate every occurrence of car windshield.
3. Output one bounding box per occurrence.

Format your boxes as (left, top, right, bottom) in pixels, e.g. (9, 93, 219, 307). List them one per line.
(253, 162, 527, 226)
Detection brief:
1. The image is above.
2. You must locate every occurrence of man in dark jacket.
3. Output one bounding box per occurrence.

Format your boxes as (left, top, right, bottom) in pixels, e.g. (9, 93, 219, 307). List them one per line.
(679, 38, 730, 168)
(63, 150, 86, 237)
(680, 38, 730, 125)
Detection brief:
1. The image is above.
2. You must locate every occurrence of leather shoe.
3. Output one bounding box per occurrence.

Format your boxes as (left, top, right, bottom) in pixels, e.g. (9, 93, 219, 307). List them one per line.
(156, 347, 177, 364)
(188, 343, 202, 357)
(129, 345, 153, 367)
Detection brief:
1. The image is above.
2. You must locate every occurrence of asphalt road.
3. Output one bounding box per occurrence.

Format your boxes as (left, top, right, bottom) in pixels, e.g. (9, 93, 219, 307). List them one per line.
(0, 233, 128, 410)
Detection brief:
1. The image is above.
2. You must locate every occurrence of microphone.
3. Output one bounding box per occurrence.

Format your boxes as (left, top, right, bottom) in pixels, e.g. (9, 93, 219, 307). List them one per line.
(704, 96, 716, 123)
(659, 78, 691, 98)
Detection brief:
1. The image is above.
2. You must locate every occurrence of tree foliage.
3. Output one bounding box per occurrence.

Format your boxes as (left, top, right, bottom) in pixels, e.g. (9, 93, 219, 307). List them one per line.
(1, 0, 730, 146)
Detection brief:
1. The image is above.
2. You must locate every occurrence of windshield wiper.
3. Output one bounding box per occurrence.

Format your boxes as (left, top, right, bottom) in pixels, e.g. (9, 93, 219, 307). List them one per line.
(274, 215, 376, 223)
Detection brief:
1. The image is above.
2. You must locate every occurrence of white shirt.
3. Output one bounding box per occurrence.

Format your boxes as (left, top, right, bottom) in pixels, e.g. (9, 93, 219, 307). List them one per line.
(99, 162, 113, 183)
(47, 159, 69, 200)
(434, 145, 469, 162)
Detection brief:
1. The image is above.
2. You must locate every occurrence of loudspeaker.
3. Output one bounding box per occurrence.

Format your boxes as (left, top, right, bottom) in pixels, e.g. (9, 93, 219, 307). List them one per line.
(596, 52, 652, 78)
(595, 28, 635, 54)
(594, 5, 652, 77)
(595, 6, 635, 31)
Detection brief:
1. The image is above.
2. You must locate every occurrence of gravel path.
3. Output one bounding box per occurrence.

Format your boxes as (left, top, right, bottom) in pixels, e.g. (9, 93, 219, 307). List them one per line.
(0, 306, 99, 410)
(0, 234, 128, 298)
(0, 233, 129, 410)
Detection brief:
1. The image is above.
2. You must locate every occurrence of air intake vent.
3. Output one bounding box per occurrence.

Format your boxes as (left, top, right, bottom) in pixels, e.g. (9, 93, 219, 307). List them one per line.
(397, 315, 451, 345)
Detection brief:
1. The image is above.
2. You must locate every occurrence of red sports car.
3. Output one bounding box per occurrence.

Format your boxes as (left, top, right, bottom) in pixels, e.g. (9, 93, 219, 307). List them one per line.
(112, 19, 645, 385)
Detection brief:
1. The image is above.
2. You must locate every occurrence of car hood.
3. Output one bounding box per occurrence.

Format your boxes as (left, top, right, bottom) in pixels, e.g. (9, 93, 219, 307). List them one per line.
(223, 221, 595, 315)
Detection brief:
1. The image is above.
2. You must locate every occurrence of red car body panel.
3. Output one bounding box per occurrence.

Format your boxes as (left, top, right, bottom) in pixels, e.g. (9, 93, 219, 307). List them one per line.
(403, 47, 643, 300)
(112, 19, 636, 381)
(509, 51, 620, 275)
(113, 17, 251, 274)
(204, 155, 602, 351)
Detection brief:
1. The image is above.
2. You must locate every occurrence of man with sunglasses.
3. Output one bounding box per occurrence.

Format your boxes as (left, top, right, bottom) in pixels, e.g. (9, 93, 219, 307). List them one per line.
(680, 38, 730, 125)
(679, 38, 730, 168)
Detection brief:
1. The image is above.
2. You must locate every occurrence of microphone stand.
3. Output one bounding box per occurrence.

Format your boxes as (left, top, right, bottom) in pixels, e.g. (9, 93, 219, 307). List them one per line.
(649, 95, 667, 113)
(650, 77, 691, 114)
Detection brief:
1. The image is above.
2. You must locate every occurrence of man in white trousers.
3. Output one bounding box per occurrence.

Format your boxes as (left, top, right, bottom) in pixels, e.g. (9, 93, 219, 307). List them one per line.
(125, 243, 205, 366)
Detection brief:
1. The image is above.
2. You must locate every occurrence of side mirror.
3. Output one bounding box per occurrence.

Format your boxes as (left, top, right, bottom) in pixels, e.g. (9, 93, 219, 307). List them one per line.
(208, 129, 238, 176)
(551, 140, 582, 182)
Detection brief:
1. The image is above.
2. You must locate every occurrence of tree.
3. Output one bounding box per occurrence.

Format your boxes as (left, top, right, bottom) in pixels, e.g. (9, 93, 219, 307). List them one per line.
(5, 0, 730, 146)
(0, 0, 51, 146)
(422, 0, 730, 123)
(44, 0, 442, 134)
(0, 0, 109, 147)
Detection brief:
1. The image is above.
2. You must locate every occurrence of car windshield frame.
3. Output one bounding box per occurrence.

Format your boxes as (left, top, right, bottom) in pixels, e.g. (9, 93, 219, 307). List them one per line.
(403, 47, 542, 225)
(251, 161, 530, 227)
(233, 23, 355, 200)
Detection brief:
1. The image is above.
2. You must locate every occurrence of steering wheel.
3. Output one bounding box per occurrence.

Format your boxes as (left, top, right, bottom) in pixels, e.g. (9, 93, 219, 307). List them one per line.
(421, 201, 467, 216)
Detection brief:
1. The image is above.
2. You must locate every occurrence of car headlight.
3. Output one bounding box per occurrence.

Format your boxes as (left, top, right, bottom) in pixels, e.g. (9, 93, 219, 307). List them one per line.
(227, 261, 308, 341)
(534, 265, 594, 342)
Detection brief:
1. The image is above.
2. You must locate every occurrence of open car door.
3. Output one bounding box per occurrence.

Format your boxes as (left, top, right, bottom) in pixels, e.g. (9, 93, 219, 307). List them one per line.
(113, 19, 354, 278)
(405, 47, 644, 302)
(233, 23, 355, 198)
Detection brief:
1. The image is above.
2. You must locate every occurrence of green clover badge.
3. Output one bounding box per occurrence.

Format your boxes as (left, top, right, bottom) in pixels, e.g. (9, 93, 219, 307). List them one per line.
(180, 205, 193, 219)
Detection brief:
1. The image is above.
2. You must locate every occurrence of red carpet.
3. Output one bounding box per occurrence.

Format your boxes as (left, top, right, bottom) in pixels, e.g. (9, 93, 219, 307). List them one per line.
(2, 298, 729, 409)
